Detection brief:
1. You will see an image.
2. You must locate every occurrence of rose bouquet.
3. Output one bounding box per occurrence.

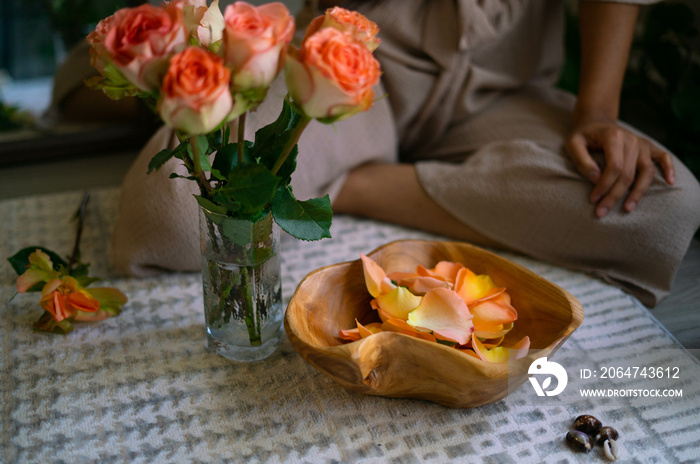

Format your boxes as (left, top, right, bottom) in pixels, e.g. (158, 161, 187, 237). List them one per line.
(85, 0, 381, 238)
(339, 254, 531, 363)
(84, 1, 381, 359)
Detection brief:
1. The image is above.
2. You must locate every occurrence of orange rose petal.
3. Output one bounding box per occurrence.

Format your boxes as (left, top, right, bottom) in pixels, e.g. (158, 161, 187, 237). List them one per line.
(386, 271, 417, 281)
(470, 296, 518, 325)
(381, 317, 419, 335)
(480, 335, 505, 349)
(338, 328, 362, 341)
(357, 320, 383, 338)
(454, 268, 497, 306)
(40, 291, 73, 322)
(414, 331, 437, 343)
(471, 334, 509, 363)
(472, 334, 531, 362)
(41, 278, 63, 296)
(374, 303, 394, 323)
(381, 318, 436, 342)
(393, 275, 450, 295)
(407, 287, 473, 345)
(360, 253, 395, 298)
(431, 261, 465, 283)
(473, 322, 514, 339)
(474, 287, 508, 303)
(456, 347, 481, 359)
(415, 261, 463, 283)
(66, 291, 101, 313)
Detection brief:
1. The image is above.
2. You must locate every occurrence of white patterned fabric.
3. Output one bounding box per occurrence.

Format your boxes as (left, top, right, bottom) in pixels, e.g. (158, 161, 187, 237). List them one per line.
(2, 188, 698, 463)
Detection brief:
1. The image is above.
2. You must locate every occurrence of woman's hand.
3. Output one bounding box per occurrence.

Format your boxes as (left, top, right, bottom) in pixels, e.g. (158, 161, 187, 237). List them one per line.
(570, 2, 674, 218)
(566, 117, 675, 218)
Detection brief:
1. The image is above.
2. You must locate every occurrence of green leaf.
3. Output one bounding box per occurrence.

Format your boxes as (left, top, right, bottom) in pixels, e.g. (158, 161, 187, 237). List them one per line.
(148, 148, 175, 174)
(70, 262, 91, 278)
(210, 191, 242, 215)
(84, 61, 141, 100)
(218, 165, 280, 215)
(221, 218, 256, 246)
(272, 186, 332, 241)
(212, 141, 253, 179)
(170, 141, 189, 161)
(275, 145, 298, 185)
(7, 246, 67, 276)
(33, 311, 73, 334)
(252, 99, 303, 179)
(254, 99, 302, 146)
(102, 60, 135, 88)
(87, 287, 128, 315)
(75, 276, 102, 287)
(193, 194, 229, 215)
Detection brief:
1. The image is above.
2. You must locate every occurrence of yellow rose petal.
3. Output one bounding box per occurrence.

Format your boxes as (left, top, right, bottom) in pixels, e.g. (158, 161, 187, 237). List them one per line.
(376, 286, 422, 320)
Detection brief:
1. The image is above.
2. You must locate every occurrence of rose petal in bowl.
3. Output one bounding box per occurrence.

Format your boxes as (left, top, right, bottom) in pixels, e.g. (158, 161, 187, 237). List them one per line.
(284, 239, 583, 408)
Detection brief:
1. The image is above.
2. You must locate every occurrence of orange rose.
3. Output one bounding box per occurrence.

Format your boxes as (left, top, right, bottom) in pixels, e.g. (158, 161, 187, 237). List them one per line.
(285, 27, 380, 122)
(103, 2, 187, 91)
(221, 1, 294, 94)
(158, 47, 233, 135)
(304, 6, 380, 51)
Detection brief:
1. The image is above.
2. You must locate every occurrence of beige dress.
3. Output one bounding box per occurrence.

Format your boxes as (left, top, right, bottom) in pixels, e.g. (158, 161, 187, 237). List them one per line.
(108, 0, 700, 307)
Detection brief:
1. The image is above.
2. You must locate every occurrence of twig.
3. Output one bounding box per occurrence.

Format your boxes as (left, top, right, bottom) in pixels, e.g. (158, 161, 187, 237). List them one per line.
(67, 191, 90, 273)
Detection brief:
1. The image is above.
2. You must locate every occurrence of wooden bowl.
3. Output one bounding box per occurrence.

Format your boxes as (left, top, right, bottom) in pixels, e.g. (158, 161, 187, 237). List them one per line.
(284, 240, 583, 408)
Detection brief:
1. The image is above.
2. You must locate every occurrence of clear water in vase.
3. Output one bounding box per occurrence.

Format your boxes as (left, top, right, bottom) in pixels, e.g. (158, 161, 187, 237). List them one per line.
(201, 252, 283, 362)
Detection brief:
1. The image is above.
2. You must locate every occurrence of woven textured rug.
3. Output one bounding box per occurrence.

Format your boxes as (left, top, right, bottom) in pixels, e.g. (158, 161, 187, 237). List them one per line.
(2, 188, 699, 464)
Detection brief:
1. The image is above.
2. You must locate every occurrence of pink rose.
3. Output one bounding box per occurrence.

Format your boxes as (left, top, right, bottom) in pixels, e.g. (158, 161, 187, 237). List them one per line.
(103, 3, 187, 91)
(221, 1, 294, 95)
(303, 6, 380, 52)
(285, 27, 381, 122)
(158, 47, 233, 135)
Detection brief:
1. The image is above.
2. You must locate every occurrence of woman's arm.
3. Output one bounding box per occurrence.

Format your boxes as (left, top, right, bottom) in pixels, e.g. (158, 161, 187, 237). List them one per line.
(566, 1, 674, 218)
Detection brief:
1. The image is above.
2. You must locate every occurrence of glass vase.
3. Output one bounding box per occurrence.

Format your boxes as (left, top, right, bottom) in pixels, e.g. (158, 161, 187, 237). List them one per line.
(198, 206, 283, 362)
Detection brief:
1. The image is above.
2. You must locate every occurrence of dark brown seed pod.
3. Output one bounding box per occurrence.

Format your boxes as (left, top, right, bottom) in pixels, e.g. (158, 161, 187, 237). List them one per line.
(573, 415, 602, 435)
(595, 426, 620, 445)
(566, 430, 593, 452)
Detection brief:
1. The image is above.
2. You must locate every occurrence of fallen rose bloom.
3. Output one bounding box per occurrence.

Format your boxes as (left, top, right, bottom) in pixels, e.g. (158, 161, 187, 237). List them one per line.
(39, 276, 101, 322)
